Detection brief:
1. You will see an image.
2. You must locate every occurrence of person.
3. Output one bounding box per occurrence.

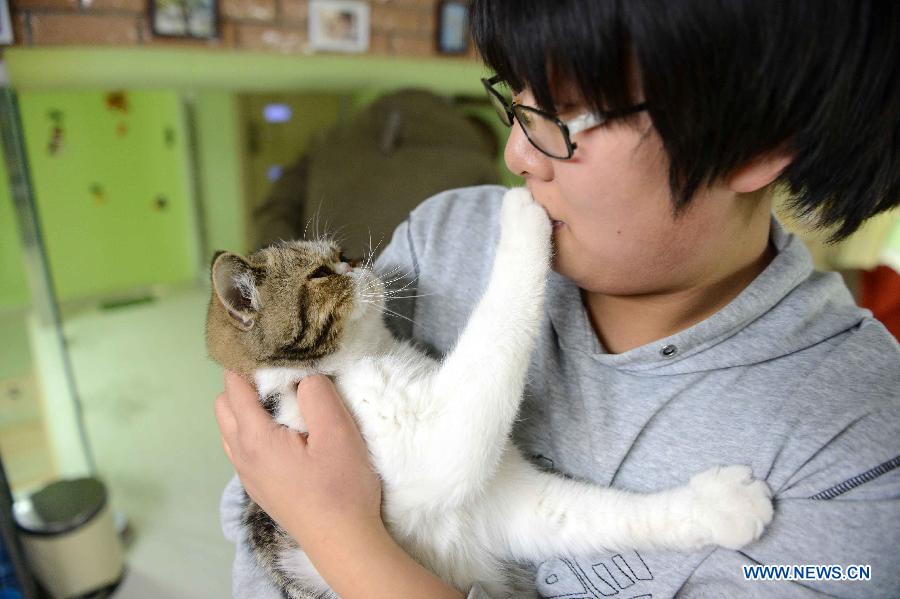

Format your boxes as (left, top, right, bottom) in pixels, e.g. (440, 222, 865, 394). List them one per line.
(214, 1, 900, 597)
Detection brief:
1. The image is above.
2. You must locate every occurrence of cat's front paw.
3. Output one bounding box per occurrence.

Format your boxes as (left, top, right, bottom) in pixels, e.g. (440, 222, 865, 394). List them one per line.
(498, 187, 552, 261)
(685, 465, 774, 550)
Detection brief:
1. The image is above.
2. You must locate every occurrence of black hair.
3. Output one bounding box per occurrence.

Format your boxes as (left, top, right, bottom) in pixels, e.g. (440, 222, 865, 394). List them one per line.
(472, 0, 899, 241)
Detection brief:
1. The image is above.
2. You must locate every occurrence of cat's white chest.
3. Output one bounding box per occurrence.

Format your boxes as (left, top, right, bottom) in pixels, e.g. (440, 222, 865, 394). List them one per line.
(253, 367, 312, 431)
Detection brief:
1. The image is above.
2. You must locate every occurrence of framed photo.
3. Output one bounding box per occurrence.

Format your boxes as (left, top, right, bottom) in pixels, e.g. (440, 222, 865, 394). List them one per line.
(436, 0, 469, 55)
(309, 1, 370, 54)
(0, 0, 13, 45)
(149, 0, 219, 40)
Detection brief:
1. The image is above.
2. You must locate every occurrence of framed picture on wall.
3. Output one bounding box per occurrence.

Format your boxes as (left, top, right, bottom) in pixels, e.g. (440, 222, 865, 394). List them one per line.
(0, 0, 13, 45)
(436, 0, 469, 55)
(309, 0, 370, 54)
(149, 0, 219, 40)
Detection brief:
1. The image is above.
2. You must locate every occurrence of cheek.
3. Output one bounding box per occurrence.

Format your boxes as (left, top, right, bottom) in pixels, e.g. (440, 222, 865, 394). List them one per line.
(550, 134, 705, 291)
(558, 192, 731, 294)
(560, 124, 670, 221)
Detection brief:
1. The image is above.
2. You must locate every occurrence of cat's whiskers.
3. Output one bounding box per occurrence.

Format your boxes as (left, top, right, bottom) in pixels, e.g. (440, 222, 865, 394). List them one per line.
(374, 264, 403, 281)
(385, 277, 418, 295)
(362, 230, 375, 270)
(365, 303, 425, 331)
(379, 269, 416, 287)
(312, 195, 326, 240)
(382, 293, 435, 300)
(314, 219, 348, 250)
(375, 278, 409, 294)
(364, 234, 386, 269)
(358, 270, 417, 297)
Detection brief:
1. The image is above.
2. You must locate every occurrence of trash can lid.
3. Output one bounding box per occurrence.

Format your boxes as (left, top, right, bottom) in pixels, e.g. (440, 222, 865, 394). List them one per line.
(13, 477, 108, 537)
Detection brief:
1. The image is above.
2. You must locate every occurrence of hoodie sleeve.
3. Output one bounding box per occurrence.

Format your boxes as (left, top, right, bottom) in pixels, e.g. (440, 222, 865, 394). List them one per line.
(220, 475, 285, 599)
(679, 325, 900, 598)
(679, 464, 899, 597)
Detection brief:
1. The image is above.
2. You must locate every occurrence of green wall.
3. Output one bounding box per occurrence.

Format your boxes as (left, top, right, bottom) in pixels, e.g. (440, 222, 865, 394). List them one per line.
(0, 149, 31, 311)
(19, 90, 198, 302)
(0, 149, 34, 381)
(194, 91, 245, 258)
(4, 49, 520, 303)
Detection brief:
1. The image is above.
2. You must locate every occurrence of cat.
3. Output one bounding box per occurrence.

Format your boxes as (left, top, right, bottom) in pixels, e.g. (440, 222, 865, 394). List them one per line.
(206, 188, 774, 599)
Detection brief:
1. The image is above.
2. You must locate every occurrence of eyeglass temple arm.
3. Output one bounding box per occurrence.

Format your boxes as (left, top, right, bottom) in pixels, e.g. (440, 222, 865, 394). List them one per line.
(565, 103, 648, 135)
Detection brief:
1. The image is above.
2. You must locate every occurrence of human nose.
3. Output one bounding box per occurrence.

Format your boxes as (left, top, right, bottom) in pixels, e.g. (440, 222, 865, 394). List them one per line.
(503, 119, 554, 181)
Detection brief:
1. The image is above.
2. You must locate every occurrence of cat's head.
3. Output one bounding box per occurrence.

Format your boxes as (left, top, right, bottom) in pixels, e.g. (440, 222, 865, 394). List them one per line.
(207, 239, 384, 370)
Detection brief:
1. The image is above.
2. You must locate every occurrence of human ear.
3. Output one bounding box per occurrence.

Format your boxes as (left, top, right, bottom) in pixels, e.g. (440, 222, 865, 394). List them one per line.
(726, 147, 794, 193)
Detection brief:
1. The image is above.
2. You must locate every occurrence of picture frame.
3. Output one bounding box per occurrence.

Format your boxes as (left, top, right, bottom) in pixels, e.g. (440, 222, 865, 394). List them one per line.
(436, 0, 469, 55)
(308, 0, 370, 54)
(149, 0, 219, 40)
(0, 0, 13, 45)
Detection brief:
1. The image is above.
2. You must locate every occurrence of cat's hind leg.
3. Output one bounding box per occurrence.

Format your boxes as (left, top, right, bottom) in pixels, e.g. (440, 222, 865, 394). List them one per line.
(244, 501, 334, 599)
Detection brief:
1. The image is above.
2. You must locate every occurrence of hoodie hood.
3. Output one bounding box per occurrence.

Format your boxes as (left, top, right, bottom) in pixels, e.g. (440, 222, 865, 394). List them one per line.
(547, 217, 870, 375)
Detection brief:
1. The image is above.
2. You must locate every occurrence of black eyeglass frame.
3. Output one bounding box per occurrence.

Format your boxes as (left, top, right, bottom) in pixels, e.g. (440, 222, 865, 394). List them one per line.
(481, 75, 648, 159)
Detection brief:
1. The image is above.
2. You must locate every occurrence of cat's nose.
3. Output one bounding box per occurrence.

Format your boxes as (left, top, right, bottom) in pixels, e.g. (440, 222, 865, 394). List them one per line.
(335, 261, 353, 275)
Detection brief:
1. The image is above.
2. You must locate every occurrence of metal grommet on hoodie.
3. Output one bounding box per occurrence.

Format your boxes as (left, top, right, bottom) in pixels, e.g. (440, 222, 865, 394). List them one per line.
(660, 344, 678, 358)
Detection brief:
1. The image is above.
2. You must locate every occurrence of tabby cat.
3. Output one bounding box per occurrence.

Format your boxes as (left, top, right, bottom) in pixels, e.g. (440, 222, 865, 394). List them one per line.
(206, 188, 773, 598)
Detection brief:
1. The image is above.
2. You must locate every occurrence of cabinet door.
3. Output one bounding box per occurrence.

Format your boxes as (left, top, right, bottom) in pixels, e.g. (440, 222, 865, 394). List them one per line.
(19, 90, 198, 303)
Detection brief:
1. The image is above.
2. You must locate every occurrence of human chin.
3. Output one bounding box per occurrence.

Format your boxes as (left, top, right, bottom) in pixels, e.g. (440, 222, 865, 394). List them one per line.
(548, 226, 585, 280)
(550, 230, 623, 292)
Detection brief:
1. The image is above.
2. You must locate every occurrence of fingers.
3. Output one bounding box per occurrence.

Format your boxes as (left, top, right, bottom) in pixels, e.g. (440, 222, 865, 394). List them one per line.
(296, 375, 356, 446)
(214, 393, 237, 464)
(218, 370, 280, 464)
(223, 370, 271, 430)
(220, 437, 235, 463)
(215, 392, 237, 436)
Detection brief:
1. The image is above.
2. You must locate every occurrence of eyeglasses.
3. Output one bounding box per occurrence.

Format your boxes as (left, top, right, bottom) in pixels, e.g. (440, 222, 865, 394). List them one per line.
(481, 75, 648, 159)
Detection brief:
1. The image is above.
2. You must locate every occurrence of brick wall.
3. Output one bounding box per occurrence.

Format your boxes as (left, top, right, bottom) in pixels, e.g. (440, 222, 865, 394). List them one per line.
(8, 0, 478, 59)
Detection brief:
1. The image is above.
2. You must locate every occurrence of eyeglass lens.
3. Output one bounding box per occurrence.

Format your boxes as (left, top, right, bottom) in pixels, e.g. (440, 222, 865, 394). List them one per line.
(487, 88, 513, 127)
(514, 106, 570, 158)
(485, 82, 570, 159)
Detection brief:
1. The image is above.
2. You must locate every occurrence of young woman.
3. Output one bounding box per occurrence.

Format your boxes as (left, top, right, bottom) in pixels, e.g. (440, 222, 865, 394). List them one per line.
(215, 1, 900, 597)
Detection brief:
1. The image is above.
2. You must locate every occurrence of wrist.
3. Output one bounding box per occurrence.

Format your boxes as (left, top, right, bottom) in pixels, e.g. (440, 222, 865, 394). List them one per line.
(284, 509, 383, 552)
(302, 519, 464, 599)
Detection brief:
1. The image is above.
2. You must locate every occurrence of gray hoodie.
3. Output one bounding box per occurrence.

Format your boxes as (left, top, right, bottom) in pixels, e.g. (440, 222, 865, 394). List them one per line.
(221, 185, 900, 598)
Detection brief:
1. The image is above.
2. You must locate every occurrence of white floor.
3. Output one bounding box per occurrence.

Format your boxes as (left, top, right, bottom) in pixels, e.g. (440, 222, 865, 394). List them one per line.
(58, 284, 236, 598)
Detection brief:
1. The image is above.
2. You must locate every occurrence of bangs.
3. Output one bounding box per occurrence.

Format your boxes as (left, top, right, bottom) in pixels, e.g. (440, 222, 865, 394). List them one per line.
(471, 0, 636, 114)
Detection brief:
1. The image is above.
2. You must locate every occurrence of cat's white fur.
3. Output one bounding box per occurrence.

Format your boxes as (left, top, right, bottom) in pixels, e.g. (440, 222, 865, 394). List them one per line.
(249, 188, 773, 598)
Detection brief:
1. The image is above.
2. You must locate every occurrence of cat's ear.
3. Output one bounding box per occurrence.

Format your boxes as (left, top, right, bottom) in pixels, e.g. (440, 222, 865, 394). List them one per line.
(211, 252, 259, 331)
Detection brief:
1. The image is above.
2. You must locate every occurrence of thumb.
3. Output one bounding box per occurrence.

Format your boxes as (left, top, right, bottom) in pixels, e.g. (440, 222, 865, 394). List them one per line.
(296, 375, 354, 445)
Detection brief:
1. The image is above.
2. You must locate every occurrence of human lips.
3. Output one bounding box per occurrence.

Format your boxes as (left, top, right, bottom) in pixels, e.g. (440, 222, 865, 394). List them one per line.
(527, 190, 565, 229)
(543, 209, 566, 230)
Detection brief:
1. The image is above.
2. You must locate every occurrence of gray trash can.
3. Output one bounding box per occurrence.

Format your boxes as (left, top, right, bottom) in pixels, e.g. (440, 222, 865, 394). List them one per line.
(13, 478, 124, 598)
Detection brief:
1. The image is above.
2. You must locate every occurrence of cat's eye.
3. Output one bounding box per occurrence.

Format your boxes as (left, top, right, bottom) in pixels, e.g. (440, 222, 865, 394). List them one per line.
(308, 265, 333, 279)
(338, 253, 350, 263)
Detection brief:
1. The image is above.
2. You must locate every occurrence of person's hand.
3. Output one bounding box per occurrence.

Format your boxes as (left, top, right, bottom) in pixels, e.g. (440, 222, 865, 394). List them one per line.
(215, 371, 466, 599)
(214, 371, 384, 551)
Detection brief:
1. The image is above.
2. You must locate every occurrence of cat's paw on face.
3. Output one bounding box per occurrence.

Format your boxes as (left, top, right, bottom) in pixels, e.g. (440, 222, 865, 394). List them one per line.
(499, 187, 552, 262)
(684, 465, 774, 550)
